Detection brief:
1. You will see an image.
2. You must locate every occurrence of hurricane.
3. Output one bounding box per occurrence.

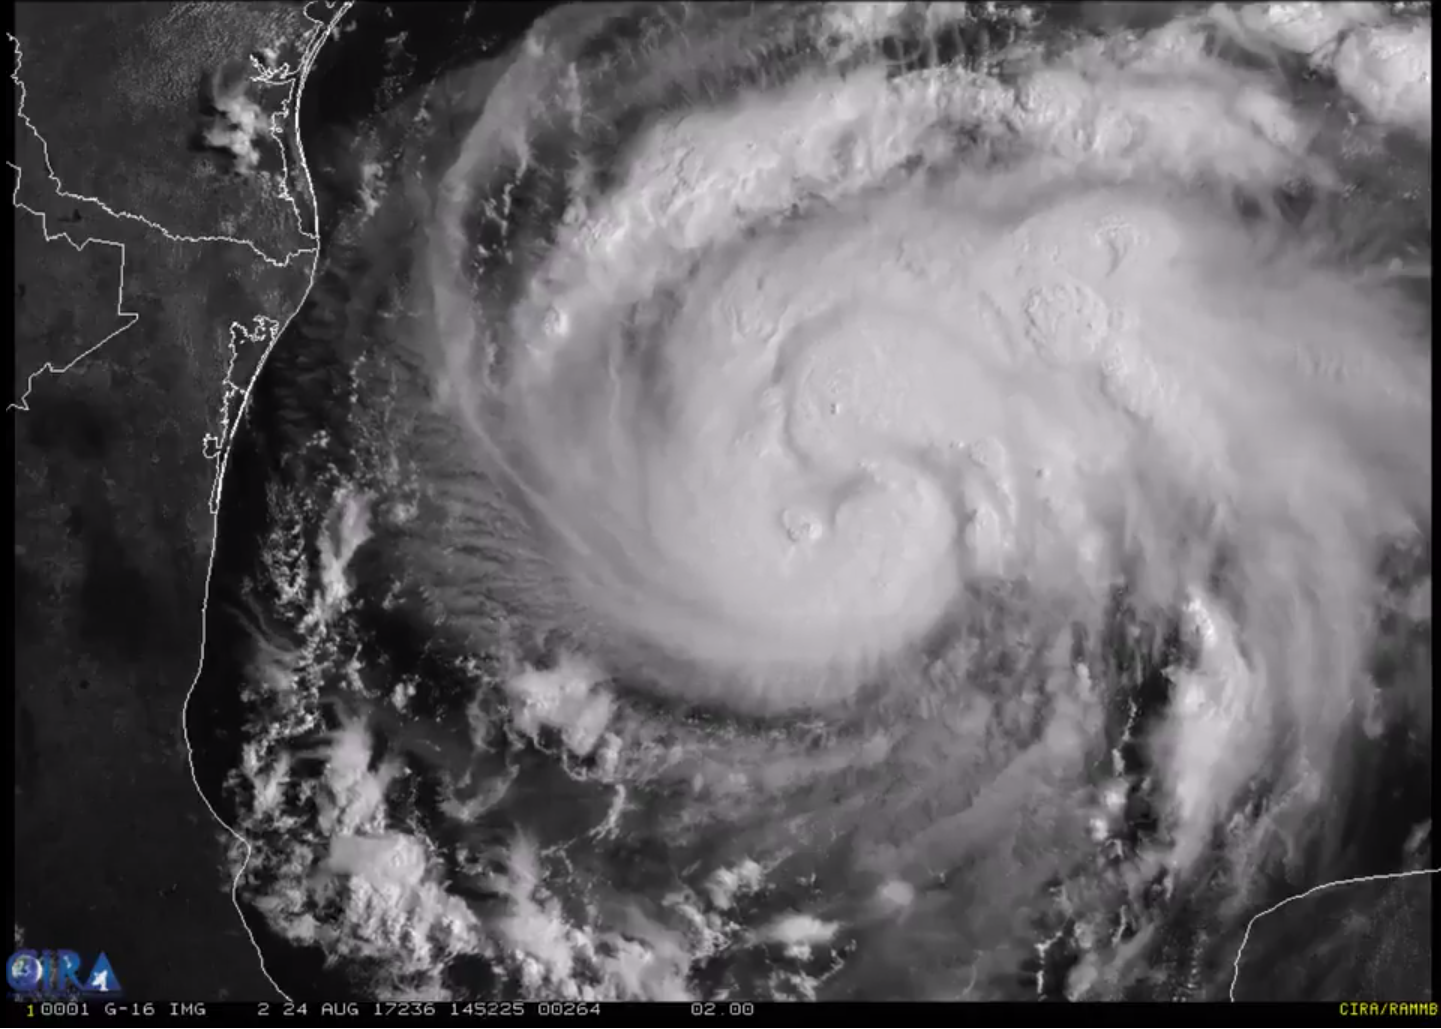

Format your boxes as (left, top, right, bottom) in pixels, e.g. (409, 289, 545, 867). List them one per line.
(419, 0, 1427, 838)
(195, 1, 1432, 1004)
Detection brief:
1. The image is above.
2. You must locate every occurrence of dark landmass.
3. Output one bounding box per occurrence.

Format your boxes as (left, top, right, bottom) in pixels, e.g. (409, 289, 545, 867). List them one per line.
(11, 0, 334, 1001)
(1233, 872, 1434, 1002)
(11, 2, 320, 262)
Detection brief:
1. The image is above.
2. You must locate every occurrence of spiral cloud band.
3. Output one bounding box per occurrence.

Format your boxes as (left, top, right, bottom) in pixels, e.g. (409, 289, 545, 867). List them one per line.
(172, 1, 1437, 1003)
(408, 7, 1432, 910)
(429, 7, 1427, 727)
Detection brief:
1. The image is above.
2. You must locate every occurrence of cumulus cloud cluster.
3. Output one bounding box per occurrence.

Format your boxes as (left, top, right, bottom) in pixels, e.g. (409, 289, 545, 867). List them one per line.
(199, 62, 272, 174)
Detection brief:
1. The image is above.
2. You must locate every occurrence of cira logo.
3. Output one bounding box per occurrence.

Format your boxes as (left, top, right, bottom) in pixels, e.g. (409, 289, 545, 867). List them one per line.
(6, 950, 121, 997)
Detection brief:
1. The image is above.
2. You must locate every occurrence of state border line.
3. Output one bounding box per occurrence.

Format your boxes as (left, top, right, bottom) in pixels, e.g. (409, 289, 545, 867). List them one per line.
(11, 0, 352, 1004)
(8, 18, 318, 413)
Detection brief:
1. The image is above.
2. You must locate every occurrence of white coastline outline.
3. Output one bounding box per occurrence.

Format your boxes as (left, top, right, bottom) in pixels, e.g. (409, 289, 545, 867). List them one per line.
(7, 0, 344, 999)
(11, 0, 351, 991)
(19, 1, 1432, 1006)
(1229, 867, 1438, 1002)
(176, 5, 1434, 1005)
(11, 0, 350, 1003)
(177, 2, 355, 1004)
(205, 315, 282, 515)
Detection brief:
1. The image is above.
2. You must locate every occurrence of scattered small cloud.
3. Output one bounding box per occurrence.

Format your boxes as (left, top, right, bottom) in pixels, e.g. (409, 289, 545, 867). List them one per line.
(196, 60, 272, 174)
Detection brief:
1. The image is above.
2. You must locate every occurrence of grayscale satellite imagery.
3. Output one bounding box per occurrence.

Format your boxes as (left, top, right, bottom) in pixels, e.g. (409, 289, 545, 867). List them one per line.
(8, 0, 1435, 1018)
